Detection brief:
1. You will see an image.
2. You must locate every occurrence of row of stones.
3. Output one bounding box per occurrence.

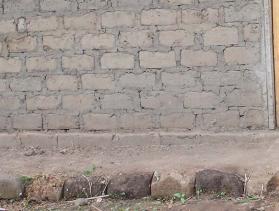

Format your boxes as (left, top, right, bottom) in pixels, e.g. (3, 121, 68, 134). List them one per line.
(0, 46, 260, 74)
(0, 0, 260, 21)
(1, 0, 262, 15)
(0, 94, 264, 131)
(0, 8, 256, 34)
(0, 169, 247, 202)
(4, 168, 279, 203)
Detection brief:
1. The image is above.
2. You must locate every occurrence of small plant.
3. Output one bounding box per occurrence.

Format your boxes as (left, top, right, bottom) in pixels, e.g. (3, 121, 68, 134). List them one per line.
(196, 188, 203, 199)
(109, 191, 127, 199)
(216, 191, 226, 199)
(19, 175, 33, 186)
(173, 192, 187, 204)
(83, 164, 96, 177)
(237, 194, 260, 204)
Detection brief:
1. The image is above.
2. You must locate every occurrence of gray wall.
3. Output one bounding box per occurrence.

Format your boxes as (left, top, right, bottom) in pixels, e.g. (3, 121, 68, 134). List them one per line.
(0, 0, 273, 133)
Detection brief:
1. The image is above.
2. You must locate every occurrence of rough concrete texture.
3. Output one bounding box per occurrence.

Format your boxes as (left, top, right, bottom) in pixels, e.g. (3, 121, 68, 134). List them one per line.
(0, 0, 270, 135)
(0, 175, 24, 199)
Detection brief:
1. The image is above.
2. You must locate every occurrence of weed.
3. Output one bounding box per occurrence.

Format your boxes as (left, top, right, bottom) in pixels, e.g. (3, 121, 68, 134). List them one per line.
(19, 175, 33, 186)
(173, 192, 187, 204)
(237, 195, 260, 204)
(216, 192, 226, 199)
(83, 164, 96, 177)
(196, 188, 203, 199)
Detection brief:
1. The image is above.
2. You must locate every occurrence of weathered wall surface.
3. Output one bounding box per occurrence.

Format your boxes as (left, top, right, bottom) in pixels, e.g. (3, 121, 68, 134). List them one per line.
(0, 0, 270, 133)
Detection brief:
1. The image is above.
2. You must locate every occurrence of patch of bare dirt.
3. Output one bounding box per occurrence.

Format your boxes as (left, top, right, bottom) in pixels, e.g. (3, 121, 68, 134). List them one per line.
(1, 196, 279, 211)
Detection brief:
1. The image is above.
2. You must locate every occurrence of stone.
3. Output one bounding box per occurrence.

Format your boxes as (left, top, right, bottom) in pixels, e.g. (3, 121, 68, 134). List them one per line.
(0, 175, 24, 199)
(267, 173, 279, 196)
(102, 11, 135, 28)
(12, 114, 42, 130)
(184, 92, 219, 109)
(0, 19, 16, 34)
(62, 55, 94, 71)
(27, 16, 59, 32)
(225, 4, 260, 22)
(107, 172, 154, 199)
(64, 13, 97, 30)
(4, 0, 37, 14)
(0, 96, 21, 110)
(46, 114, 79, 130)
(43, 34, 74, 50)
(62, 94, 96, 112)
(63, 176, 107, 200)
(119, 30, 153, 48)
(113, 0, 152, 8)
(160, 113, 195, 129)
(10, 77, 41, 91)
(83, 113, 117, 130)
(26, 57, 57, 72)
(0, 57, 21, 73)
(101, 53, 134, 69)
(195, 169, 244, 197)
(46, 75, 78, 91)
(181, 50, 217, 67)
(102, 94, 135, 110)
(204, 27, 238, 46)
(26, 175, 64, 202)
(141, 9, 177, 25)
(139, 51, 176, 68)
(81, 34, 115, 50)
(141, 92, 182, 110)
(41, 0, 77, 12)
(182, 8, 218, 24)
(8, 36, 37, 52)
(119, 113, 154, 130)
(118, 73, 155, 89)
(151, 171, 195, 198)
(224, 47, 260, 65)
(82, 74, 115, 90)
(27, 96, 60, 111)
(159, 30, 194, 47)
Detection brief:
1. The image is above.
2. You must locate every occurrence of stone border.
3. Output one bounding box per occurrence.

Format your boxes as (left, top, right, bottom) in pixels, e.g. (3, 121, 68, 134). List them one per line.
(1, 130, 279, 149)
(1, 168, 277, 203)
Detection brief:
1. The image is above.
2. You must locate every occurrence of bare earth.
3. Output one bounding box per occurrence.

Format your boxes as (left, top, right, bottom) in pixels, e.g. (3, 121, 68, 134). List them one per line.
(2, 131, 279, 210)
(1, 196, 279, 211)
(1, 131, 279, 194)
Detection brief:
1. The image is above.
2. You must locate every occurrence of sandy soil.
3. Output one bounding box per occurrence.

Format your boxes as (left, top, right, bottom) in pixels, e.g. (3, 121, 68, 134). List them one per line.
(1, 196, 278, 211)
(1, 134, 279, 194)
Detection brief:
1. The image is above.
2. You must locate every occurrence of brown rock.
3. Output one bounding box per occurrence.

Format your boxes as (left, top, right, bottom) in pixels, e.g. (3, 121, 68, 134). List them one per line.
(267, 173, 279, 196)
(63, 176, 107, 200)
(26, 175, 64, 202)
(107, 172, 154, 199)
(0, 175, 24, 199)
(195, 169, 244, 197)
(151, 171, 195, 198)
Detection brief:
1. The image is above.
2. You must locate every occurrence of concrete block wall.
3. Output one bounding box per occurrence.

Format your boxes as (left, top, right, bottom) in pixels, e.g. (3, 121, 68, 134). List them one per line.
(0, 0, 268, 133)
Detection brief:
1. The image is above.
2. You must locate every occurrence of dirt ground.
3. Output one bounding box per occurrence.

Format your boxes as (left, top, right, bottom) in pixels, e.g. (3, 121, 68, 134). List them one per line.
(2, 132, 279, 210)
(1, 196, 279, 211)
(1, 133, 279, 194)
